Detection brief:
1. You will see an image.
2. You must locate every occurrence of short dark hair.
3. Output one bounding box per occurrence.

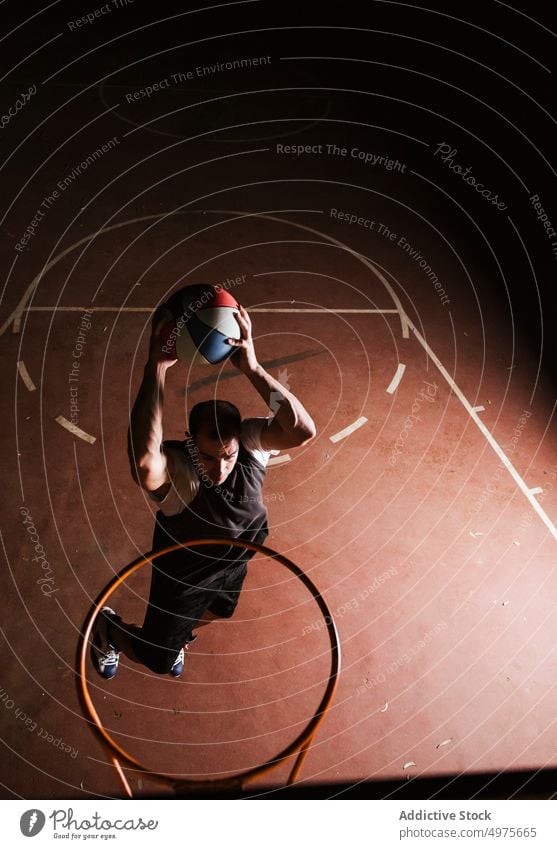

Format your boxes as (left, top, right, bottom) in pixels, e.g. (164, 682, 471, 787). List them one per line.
(188, 400, 242, 442)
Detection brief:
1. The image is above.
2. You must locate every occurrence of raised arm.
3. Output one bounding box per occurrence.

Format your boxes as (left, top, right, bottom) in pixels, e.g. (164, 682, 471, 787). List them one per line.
(227, 305, 317, 450)
(127, 312, 177, 495)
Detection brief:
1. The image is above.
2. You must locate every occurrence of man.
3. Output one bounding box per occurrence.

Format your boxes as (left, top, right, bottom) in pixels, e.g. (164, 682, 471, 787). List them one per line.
(91, 301, 316, 679)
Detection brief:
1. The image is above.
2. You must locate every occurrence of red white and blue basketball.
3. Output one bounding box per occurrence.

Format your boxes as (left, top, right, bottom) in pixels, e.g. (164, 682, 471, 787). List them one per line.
(159, 284, 241, 365)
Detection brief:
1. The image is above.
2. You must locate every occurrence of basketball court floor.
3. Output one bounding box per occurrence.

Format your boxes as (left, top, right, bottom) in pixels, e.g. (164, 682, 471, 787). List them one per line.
(1, 19, 556, 798)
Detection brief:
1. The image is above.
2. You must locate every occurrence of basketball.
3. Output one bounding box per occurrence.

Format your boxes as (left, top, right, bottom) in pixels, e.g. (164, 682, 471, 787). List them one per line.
(159, 284, 241, 365)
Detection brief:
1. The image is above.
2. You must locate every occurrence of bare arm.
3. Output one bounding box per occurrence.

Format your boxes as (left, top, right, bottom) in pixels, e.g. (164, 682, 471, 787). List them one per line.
(227, 306, 317, 450)
(127, 313, 177, 494)
(244, 364, 316, 449)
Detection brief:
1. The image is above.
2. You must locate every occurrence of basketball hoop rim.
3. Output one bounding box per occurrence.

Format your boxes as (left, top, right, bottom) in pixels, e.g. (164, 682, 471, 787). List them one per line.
(78, 537, 341, 793)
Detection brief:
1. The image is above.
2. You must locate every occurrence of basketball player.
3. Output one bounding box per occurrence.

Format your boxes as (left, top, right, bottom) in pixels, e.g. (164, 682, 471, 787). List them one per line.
(91, 303, 316, 678)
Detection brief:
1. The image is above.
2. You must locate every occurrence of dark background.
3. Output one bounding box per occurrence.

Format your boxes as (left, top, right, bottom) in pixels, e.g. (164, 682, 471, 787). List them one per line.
(2, 0, 556, 374)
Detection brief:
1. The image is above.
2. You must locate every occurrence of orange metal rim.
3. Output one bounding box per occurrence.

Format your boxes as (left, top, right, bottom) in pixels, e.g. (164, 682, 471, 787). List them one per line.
(78, 538, 341, 791)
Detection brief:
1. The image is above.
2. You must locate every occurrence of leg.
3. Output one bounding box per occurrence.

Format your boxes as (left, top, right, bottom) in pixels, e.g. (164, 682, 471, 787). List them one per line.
(106, 619, 141, 662)
(131, 588, 214, 674)
(92, 549, 217, 677)
(206, 528, 267, 618)
(129, 553, 227, 674)
(207, 561, 248, 618)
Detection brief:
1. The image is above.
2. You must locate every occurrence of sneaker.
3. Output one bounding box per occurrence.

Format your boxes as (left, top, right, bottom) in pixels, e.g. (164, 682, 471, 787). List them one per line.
(169, 636, 196, 678)
(90, 607, 121, 680)
(169, 647, 185, 678)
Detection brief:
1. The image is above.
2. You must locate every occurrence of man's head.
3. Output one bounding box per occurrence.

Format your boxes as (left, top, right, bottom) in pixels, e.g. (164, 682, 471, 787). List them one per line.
(188, 400, 241, 486)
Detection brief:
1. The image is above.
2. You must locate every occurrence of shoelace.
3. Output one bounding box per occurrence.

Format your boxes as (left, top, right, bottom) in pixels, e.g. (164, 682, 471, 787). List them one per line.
(103, 646, 119, 663)
(171, 648, 184, 668)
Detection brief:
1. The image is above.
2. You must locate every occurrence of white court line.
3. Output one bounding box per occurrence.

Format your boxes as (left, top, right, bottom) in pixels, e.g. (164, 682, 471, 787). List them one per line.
(473, 405, 485, 413)
(23, 306, 400, 314)
(386, 363, 406, 394)
(267, 453, 291, 466)
(1, 208, 405, 336)
(406, 317, 557, 541)
(55, 416, 96, 444)
(329, 416, 368, 443)
(530, 487, 544, 496)
(17, 361, 36, 392)
(254, 263, 408, 337)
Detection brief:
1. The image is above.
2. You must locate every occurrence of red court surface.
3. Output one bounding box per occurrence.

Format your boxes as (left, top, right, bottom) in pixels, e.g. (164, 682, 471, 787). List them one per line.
(1, 1, 556, 800)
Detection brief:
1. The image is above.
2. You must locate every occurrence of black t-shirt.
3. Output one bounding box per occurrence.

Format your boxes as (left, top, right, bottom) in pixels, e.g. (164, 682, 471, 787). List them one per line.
(151, 436, 270, 584)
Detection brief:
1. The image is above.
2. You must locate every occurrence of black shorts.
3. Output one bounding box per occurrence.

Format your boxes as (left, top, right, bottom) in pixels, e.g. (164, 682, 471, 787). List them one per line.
(131, 533, 266, 674)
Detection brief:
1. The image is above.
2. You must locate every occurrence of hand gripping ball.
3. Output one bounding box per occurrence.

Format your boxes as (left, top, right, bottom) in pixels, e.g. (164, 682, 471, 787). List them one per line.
(159, 284, 241, 365)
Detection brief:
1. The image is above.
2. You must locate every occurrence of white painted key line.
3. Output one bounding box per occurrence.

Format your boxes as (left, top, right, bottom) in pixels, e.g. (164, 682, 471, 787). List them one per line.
(267, 453, 291, 466)
(386, 363, 406, 394)
(17, 361, 36, 392)
(0, 207, 406, 336)
(55, 415, 96, 444)
(21, 306, 399, 314)
(406, 317, 557, 541)
(330, 416, 368, 443)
